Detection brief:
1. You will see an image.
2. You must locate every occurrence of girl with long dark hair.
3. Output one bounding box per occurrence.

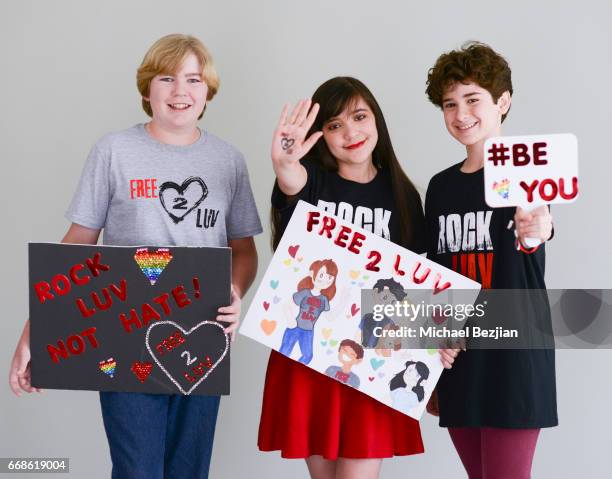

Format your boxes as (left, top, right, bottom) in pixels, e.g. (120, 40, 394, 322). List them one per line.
(390, 361, 430, 414)
(259, 77, 458, 478)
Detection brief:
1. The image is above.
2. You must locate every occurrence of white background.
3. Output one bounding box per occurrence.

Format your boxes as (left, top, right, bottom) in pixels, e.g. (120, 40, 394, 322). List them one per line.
(2, 1, 611, 477)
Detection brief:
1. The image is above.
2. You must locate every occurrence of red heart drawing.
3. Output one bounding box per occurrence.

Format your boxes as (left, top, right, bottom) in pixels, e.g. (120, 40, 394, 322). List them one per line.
(263, 301, 270, 311)
(131, 361, 153, 383)
(368, 376, 375, 382)
(350, 304, 360, 316)
(288, 244, 300, 258)
(145, 320, 229, 395)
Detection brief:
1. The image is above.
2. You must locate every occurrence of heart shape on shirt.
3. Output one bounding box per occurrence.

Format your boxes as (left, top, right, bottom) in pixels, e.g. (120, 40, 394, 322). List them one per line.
(159, 177, 208, 224)
(145, 320, 229, 395)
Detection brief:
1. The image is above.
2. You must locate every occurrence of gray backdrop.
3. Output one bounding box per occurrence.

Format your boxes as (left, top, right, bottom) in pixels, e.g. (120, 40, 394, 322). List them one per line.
(2, 0, 610, 477)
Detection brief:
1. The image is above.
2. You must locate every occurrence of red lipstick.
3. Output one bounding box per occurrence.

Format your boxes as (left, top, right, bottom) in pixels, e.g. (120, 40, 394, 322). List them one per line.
(345, 139, 366, 150)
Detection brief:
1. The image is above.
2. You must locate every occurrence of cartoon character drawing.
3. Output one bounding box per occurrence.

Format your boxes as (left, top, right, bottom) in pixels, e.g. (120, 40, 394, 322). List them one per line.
(360, 278, 406, 355)
(389, 361, 430, 414)
(374, 323, 403, 357)
(325, 339, 364, 389)
(279, 259, 338, 364)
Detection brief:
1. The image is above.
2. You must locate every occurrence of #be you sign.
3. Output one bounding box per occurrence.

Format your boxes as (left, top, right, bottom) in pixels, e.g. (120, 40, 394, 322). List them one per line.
(484, 133, 578, 209)
(240, 201, 480, 420)
(29, 243, 231, 395)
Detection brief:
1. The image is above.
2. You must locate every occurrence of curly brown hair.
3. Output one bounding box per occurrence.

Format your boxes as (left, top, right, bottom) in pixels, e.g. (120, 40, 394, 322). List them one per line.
(426, 41, 513, 122)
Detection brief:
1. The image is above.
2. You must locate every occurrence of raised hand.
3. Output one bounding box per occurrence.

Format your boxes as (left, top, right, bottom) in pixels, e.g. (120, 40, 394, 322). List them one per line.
(271, 99, 323, 170)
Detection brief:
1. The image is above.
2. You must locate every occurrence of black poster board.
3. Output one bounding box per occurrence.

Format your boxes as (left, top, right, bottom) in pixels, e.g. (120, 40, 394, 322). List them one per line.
(29, 243, 231, 395)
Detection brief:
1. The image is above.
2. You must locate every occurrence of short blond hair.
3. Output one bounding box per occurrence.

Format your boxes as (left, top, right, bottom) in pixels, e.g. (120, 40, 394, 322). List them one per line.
(137, 34, 220, 119)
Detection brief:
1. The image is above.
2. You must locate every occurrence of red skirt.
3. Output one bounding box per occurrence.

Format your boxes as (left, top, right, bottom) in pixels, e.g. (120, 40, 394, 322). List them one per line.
(258, 351, 424, 459)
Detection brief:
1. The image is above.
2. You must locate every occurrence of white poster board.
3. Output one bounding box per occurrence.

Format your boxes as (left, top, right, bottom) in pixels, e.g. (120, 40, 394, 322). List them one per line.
(241, 201, 480, 419)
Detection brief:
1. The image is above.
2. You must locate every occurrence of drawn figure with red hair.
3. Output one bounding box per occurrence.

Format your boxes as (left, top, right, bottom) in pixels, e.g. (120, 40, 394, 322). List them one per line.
(278, 259, 338, 364)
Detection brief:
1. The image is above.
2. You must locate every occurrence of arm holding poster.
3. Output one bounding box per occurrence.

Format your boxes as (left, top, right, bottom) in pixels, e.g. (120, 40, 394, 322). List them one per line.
(9, 222, 100, 396)
(220, 236, 259, 341)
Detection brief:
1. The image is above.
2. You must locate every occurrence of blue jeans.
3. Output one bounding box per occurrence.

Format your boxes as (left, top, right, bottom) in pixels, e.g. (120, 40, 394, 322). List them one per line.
(279, 327, 314, 364)
(99, 392, 220, 479)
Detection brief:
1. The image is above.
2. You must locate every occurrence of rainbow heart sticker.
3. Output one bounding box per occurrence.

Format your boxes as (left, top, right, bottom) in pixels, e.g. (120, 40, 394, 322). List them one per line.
(134, 248, 173, 285)
(492, 179, 510, 200)
(99, 358, 116, 378)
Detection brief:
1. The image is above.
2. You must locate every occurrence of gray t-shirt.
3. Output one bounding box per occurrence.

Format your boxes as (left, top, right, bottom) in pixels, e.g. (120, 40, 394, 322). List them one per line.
(66, 124, 262, 246)
(325, 366, 360, 389)
(292, 289, 330, 331)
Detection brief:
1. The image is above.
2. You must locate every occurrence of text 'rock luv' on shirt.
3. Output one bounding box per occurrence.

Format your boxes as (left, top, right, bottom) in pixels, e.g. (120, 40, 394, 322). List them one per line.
(425, 161, 546, 290)
(272, 158, 427, 253)
(66, 124, 262, 247)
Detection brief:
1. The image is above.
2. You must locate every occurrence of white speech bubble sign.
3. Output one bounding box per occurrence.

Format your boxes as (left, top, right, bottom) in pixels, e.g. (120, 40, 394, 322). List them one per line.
(484, 133, 579, 209)
(484, 133, 579, 247)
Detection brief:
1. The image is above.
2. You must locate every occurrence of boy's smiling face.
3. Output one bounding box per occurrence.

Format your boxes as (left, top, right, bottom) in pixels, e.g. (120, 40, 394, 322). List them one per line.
(441, 81, 510, 147)
(338, 345, 361, 367)
(145, 53, 208, 132)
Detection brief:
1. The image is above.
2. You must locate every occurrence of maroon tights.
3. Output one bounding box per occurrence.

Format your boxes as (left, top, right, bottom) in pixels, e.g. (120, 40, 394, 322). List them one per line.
(448, 427, 540, 479)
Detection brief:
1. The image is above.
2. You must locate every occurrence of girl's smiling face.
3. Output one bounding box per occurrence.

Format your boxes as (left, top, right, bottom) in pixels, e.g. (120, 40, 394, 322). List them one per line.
(312, 265, 335, 290)
(322, 97, 378, 168)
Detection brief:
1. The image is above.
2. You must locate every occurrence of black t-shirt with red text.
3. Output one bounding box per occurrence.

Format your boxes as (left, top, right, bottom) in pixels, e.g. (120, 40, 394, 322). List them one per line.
(425, 161, 558, 428)
(273, 158, 426, 254)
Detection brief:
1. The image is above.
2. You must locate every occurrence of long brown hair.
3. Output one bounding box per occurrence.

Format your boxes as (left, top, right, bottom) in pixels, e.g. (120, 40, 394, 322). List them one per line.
(271, 77, 422, 250)
(297, 259, 338, 301)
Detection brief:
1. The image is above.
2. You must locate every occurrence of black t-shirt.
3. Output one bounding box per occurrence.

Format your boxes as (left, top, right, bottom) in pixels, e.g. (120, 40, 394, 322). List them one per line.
(273, 158, 426, 253)
(425, 161, 558, 428)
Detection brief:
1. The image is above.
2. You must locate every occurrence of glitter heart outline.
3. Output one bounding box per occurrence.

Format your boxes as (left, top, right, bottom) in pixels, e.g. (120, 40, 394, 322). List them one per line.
(145, 320, 229, 395)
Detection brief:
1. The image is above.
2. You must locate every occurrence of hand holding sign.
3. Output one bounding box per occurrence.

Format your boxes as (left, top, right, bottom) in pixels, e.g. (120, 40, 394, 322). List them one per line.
(9, 320, 41, 395)
(514, 205, 553, 245)
(216, 286, 241, 341)
(484, 133, 578, 247)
